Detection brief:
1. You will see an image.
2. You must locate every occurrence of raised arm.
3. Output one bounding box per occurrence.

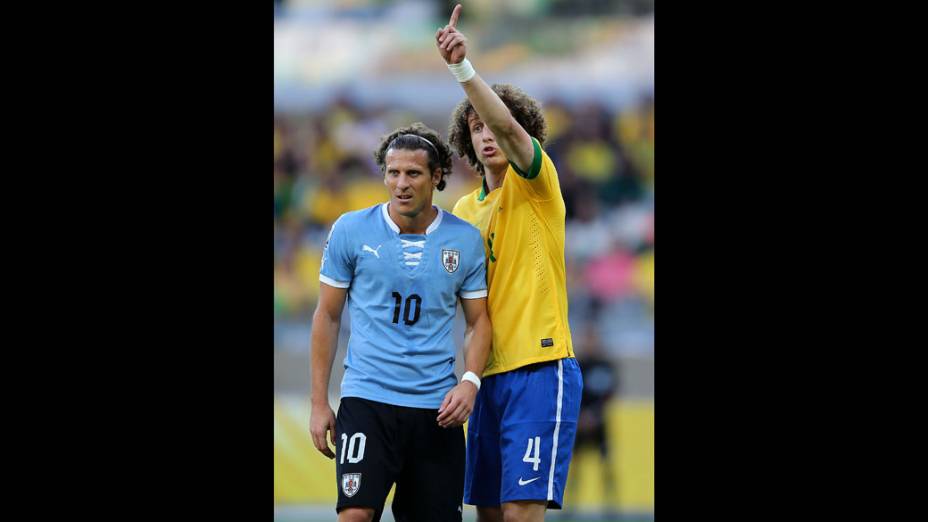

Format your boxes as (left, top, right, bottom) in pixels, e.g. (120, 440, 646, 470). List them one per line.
(308, 282, 348, 459)
(436, 4, 535, 173)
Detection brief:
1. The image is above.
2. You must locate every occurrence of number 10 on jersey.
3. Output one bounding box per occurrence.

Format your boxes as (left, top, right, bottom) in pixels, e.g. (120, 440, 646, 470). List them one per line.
(391, 292, 422, 326)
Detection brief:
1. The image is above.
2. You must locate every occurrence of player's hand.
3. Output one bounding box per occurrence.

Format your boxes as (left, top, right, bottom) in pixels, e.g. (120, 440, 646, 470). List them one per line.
(309, 402, 337, 459)
(435, 4, 467, 65)
(437, 380, 478, 428)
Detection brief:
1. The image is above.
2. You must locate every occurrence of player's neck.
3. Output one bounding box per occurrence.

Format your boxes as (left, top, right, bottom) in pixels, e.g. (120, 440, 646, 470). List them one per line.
(485, 166, 507, 192)
(388, 203, 438, 235)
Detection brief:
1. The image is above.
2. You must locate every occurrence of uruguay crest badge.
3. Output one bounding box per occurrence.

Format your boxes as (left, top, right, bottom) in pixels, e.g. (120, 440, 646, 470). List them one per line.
(442, 249, 460, 273)
(342, 473, 361, 497)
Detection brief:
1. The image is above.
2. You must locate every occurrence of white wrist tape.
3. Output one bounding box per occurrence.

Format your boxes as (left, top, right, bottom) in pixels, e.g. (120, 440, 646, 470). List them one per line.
(448, 58, 476, 83)
(461, 371, 481, 391)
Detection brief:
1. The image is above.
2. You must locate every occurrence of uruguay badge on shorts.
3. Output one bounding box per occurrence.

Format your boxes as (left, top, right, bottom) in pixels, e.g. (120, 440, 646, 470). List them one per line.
(342, 473, 361, 497)
(442, 249, 460, 273)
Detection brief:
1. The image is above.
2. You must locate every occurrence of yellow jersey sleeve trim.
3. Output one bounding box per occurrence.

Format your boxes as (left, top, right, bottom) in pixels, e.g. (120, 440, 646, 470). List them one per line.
(508, 137, 543, 180)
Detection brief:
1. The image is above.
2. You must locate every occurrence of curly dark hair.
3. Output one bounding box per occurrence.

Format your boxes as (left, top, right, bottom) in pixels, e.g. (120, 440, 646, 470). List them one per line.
(373, 122, 454, 191)
(448, 83, 548, 176)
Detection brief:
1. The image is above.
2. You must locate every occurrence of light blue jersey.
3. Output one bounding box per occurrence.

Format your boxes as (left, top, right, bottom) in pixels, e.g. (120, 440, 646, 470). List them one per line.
(320, 203, 488, 409)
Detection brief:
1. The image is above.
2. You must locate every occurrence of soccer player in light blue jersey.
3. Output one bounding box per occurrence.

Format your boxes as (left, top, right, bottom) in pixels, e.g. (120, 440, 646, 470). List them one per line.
(309, 123, 492, 522)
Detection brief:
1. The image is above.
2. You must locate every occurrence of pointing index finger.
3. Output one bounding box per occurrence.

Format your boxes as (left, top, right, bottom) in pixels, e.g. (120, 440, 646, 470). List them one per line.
(449, 3, 462, 28)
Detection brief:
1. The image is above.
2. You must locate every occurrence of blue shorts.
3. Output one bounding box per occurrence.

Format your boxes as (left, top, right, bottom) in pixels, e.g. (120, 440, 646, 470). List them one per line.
(464, 358, 583, 509)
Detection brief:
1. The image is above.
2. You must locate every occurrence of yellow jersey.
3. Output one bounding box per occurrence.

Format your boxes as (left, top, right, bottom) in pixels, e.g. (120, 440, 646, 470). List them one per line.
(452, 138, 575, 377)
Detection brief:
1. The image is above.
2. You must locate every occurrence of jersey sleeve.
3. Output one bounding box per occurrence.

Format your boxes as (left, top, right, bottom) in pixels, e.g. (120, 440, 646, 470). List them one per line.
(451, 195, 468, 220)
(508, 137, 561, 201)
(458, 231, 487, 300)
(319, 215, 353, 288)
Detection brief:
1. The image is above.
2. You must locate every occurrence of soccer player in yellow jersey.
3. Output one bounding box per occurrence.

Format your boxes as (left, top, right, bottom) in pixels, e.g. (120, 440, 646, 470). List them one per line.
(436, 5, 583, 522)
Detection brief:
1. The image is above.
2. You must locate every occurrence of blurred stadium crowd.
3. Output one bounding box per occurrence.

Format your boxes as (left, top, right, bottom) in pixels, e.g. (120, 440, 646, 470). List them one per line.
(274, 92, 652, 356)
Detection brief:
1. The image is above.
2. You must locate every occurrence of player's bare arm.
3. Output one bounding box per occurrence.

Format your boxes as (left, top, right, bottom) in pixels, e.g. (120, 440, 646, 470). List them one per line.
(437, 296, 491, 428)
(460, 296, 491, 381)
(309, 282, 348, 459)
(436, 4, 534, 173)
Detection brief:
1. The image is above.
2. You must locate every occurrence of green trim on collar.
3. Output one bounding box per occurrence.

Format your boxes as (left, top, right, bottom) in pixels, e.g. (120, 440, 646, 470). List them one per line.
(509, 137, 542, 180)
(477, 176, 489, 201)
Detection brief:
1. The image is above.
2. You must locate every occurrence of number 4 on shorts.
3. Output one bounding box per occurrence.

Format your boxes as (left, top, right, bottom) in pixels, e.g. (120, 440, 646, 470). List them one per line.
(522, 436, 541, 471)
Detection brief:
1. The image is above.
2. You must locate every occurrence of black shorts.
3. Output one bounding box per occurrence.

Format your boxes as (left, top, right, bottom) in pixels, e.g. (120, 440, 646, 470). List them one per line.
(335, 397, 464, 522)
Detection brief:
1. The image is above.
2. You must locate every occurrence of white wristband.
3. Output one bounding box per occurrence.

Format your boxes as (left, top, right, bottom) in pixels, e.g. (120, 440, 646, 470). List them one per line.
(448, 58, 476, 83)
(461, 371, 481, 391)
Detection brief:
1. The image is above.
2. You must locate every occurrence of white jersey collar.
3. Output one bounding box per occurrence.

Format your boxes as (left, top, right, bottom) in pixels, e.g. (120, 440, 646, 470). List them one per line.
(381, 202, 443, 235)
